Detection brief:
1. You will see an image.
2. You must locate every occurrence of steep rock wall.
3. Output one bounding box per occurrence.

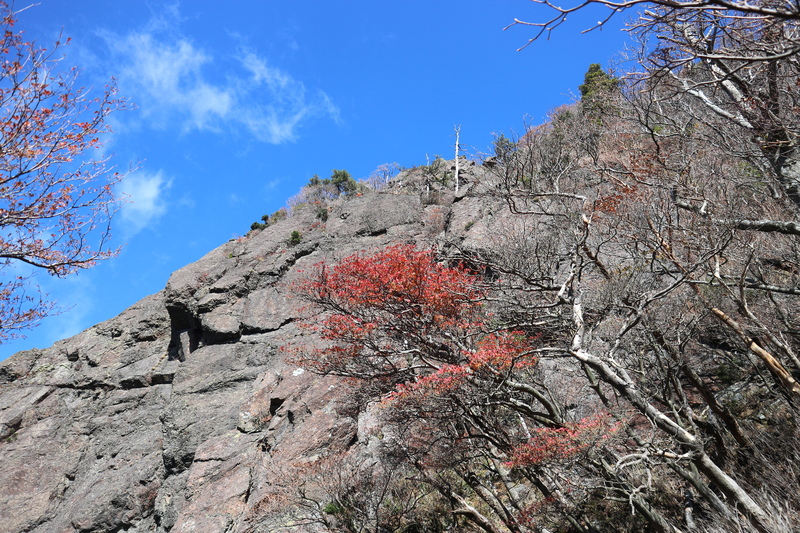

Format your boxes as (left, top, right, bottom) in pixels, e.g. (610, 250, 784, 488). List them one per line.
(0, 163, 499, 532)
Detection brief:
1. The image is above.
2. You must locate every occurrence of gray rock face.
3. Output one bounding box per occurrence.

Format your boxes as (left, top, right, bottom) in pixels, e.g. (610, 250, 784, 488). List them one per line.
(0, 174, 500, 532)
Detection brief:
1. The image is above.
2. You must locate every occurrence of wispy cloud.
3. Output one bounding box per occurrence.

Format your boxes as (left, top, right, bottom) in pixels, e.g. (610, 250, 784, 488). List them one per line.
(238, 51, 340, 143)
(118, 170, 171, 235)
(117, 34, 232, 131)
(105, 17, 338, 143)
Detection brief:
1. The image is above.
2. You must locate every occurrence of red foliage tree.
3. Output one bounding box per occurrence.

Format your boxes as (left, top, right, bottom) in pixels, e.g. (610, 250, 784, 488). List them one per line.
(291, 244, 485, 379)
(290, 244, 615, 532)
(0, 2, 126, 340)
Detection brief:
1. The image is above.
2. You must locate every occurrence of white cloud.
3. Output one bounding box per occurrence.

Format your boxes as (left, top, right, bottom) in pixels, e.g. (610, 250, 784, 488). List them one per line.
(119, 171, 170, 235)
(106, 21, 338, 143)
(114, 33, 232, 131)
(235, 51, 340, 143)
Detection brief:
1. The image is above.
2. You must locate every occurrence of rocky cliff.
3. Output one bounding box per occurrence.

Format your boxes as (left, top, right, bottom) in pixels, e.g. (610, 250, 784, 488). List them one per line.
(0, 161, 494, 532)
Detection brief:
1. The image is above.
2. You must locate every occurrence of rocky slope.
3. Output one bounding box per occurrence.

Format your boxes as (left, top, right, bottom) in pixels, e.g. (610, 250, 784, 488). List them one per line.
(0, 161, 496, 532)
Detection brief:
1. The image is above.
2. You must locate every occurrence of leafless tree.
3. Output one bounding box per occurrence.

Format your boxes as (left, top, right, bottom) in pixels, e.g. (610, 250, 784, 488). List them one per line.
(479, 86, 800, 531)
(511, 0, 800, 212)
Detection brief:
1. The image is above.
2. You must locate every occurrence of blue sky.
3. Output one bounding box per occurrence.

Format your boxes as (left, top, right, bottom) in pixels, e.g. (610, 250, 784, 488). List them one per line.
(0, 1, 631, 359)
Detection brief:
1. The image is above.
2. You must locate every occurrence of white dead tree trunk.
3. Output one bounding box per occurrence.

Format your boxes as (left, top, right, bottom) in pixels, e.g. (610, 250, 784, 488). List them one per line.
(454, 124, 461, 193)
